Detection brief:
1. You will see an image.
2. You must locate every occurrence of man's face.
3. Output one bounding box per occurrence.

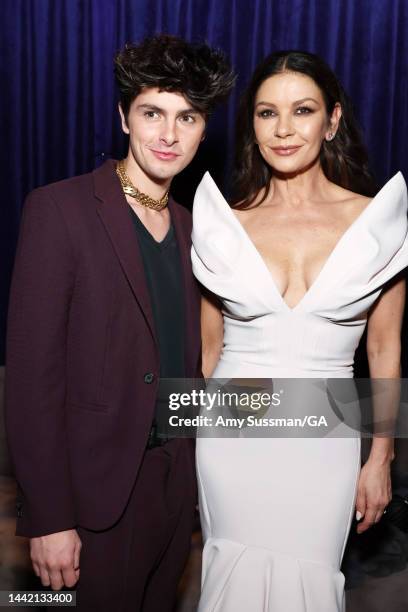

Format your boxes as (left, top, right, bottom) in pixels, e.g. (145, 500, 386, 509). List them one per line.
(119, 88, 206, 184)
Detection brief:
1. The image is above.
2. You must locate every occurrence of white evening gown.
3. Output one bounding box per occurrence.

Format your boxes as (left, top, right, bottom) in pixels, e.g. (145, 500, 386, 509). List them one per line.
(191, 171, 408, 612)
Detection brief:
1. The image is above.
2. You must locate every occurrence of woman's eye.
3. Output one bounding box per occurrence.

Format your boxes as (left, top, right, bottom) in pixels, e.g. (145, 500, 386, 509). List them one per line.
(295, 106, 313, 115)
(257, 109, 275, 118)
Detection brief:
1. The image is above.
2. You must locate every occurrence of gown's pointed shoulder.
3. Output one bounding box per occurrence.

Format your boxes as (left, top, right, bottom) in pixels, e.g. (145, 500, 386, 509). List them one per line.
(198, 170, 220, 189)
(360, 171, 408, 232)
(195, 170, 217, 195)
(192, 172, 242, 280)
(378, 170, 405, 187)
(318, 171, 408, 309)
(389, 170, 406, 188)
(374, 171, 407, 208)
(192, 172, 236, 237)
(391, 171, 407, 208)
(194, 171, 230, 212)
(385, 170, 407, 196)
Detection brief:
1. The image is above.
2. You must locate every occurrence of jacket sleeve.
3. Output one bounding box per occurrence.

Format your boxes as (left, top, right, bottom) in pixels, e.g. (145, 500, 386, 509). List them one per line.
(5, 187, 77, 537)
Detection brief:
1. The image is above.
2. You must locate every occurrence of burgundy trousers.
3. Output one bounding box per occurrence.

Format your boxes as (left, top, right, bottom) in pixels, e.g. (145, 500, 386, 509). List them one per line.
(71, 439, 197, 612)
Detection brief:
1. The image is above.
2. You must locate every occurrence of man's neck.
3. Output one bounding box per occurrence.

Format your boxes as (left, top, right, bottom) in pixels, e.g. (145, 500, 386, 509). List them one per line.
(123, 154, 171, 200)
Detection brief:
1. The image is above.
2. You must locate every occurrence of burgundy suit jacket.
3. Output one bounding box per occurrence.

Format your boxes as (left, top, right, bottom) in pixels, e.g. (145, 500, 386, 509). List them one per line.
(5, 159, 201, 537)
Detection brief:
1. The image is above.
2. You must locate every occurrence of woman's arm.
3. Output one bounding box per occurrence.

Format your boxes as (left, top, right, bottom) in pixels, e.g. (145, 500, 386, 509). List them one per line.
(355, 273, 406, 533)
(366, 274, 405, 459)
(201, 289, 224, 378)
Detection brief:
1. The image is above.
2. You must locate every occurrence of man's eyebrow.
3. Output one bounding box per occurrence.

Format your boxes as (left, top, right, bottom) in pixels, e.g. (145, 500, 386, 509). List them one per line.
(255, 97, 320, 108)
(136, 104, 200, 114)
(178, 107, 201, 115)
(136, 104, 164, 112)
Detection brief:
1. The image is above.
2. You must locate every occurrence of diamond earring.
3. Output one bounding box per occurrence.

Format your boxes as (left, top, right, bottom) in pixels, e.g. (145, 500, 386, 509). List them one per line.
(326, 132, 335, 141)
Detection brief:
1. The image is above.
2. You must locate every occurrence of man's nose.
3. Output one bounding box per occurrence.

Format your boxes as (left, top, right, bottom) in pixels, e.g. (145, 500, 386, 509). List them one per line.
(159, 119, 178, 145)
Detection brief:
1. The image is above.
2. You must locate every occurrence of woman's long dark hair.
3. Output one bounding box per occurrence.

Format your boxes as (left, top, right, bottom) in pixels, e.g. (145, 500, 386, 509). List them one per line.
(231, 51, 377, 208)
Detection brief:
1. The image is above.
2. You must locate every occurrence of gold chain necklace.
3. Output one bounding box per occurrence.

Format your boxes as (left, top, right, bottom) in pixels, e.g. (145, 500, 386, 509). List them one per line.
(115, 159, 169, 211)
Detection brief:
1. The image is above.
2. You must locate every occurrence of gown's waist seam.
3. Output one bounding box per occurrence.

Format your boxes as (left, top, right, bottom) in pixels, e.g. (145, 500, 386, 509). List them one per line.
(207, 536, 340, 571)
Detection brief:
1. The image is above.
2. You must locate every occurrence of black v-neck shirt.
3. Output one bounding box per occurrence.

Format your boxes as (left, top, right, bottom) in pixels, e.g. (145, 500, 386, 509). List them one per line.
(128, 206, 186, 378)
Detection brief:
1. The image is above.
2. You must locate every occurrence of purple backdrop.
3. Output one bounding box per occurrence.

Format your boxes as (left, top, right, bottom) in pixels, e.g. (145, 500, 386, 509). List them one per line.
(1, 0, 408, 364)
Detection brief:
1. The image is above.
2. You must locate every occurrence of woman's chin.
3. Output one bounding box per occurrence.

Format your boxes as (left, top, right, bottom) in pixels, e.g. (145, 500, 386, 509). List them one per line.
(263, 153, 320, 177)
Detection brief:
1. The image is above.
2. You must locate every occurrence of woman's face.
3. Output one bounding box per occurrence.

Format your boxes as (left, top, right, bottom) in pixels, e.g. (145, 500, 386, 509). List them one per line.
(253, 71, 340, 175)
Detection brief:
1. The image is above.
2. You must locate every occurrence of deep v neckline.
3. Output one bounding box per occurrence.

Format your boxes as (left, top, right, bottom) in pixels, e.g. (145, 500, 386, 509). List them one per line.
(203, 172, 389, 312)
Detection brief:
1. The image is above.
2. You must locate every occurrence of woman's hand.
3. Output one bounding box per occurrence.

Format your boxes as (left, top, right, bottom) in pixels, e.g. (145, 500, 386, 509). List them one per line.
(355, 457, 392, 534)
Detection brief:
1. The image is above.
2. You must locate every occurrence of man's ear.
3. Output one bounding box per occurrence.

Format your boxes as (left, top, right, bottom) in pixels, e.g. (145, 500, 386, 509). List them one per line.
(118, 103, 130, 135)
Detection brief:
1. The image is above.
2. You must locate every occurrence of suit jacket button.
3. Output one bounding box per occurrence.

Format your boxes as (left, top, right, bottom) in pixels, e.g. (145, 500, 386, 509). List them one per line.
(144, 372, 154, 384)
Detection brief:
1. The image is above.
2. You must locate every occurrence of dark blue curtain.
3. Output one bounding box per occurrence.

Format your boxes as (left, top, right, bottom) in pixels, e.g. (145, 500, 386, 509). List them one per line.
(1, 0, 408, 364)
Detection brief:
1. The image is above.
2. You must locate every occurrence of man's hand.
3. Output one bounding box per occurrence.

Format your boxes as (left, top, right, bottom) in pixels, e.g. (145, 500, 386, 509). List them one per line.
(30, 529, 82, 590)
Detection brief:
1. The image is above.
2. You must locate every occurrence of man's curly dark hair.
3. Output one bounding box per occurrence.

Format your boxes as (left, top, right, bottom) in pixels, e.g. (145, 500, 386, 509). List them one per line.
(114, 34, 235, 121)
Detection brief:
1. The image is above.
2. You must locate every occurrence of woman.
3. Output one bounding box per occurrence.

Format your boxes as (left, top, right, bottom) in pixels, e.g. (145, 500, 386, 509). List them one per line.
(191, 51, 408, 611)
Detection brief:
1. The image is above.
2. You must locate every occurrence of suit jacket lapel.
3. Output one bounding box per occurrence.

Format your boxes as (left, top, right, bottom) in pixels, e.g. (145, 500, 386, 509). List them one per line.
(93, 159, 158, 346)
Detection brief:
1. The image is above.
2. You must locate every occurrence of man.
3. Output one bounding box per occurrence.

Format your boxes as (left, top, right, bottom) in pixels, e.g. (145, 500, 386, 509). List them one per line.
(5, 34, 234, 610)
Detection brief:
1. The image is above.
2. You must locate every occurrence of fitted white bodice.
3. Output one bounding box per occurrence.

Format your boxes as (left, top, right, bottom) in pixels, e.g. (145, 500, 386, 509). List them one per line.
(191, 172, 408, 378)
